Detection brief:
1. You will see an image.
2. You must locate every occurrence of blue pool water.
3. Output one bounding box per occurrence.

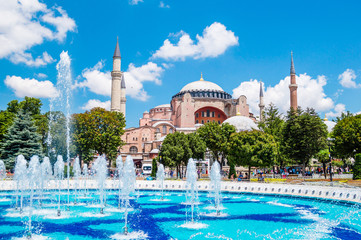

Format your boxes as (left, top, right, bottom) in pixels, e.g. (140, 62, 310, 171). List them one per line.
(0, 189, 360, 240)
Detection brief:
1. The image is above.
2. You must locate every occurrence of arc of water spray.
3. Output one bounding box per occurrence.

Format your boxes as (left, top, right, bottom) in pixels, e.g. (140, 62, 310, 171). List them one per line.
(55, 51, 72, 210)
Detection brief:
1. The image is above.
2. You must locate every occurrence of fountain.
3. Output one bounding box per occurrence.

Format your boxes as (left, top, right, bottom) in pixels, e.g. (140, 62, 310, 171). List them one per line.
(14, 155, 27, 213)
(92, 155, 108, 214)
(55, 51, 72, 209)
(0, 160, 6, 179)
(54, 155, 64, 216)
(156, 164, 165, 200)
(72, 157, 81, 204)
(27, 155, 41, 238)
(120, 155, 136, 235)
(210, 161, 222, 216)
(116, 155, 123, 209)
(40, 157, 52, 206)
(82, 163, 88, 197)
(181, 158, 207, 229)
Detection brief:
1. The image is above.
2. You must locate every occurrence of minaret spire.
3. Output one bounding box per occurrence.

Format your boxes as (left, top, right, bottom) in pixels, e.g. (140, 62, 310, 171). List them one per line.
(111, 37, 124, 116)
(289, 51, 298, 111)
(290, 51, 295, 74)
(113, 36, 121, 58)
(259, 81, 265, 121)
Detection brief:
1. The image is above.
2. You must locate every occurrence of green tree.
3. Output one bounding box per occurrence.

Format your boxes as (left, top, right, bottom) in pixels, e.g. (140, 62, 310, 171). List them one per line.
(187, 132, 206, 160)
(160, 132, 191, 178)
(1, 97, 43, 143)
(281, 108, 328, 175)
(7, 97, 42, 116)
(315, 149, 330, 179)
(197, 122, 236, 169)
(353, 154, 361, 180)
(332, 114, 361, 159)
(0, 111, 14, 142)
(258, 103, 289, 169)
(228, 161, 237, 179)
(228, 130, 277, 179)
(73, 107, 126, 165)
(151, 158, 158, 178)
(0, 110, 42, 169)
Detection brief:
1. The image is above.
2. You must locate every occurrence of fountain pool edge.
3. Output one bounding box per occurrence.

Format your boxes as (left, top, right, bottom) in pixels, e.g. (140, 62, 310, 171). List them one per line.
(0, 180, 360, 204)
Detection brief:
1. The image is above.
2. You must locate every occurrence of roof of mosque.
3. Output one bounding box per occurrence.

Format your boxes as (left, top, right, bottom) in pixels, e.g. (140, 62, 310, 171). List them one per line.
(180, 80, 224, 93)
(223, 115, 259, 132)
(154, 104, 171, 108)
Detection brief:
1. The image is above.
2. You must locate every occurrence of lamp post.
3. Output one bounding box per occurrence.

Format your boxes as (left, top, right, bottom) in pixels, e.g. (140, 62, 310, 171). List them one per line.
(327, 138, 335, 182)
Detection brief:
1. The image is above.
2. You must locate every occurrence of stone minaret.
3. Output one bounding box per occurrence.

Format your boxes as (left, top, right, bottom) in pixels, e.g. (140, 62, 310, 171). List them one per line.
(289, 52, 298, 111)
(111, 37, 123, 114)
(120, 74, 126, 116)
(258, 81, 265, 121)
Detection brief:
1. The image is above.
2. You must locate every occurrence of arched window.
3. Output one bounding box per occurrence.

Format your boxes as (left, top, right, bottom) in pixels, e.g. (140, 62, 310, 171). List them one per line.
(162, 125, 167, 134)
(169, 128, 173, 133)
(130, 146, 138, 153)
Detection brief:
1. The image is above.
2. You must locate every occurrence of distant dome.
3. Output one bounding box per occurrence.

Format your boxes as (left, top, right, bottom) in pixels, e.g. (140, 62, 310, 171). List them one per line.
(324, 121, 336, 133)
(154, 104, 171, 108)
(223, 116, 259, 132)
(150, 149, 159, 154)
(180, 80, 224, 93)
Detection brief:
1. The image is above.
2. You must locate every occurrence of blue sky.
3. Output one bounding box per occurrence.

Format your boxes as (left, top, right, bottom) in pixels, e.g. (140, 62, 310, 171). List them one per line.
(1, 0, 361, 127)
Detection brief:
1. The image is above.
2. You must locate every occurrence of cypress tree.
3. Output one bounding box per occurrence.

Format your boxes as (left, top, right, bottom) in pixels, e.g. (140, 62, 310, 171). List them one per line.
(151, 158, 158, 178)
(0, 110, 42, 169)
(353, 154, 361, 180)
(228, 161, 237, 179)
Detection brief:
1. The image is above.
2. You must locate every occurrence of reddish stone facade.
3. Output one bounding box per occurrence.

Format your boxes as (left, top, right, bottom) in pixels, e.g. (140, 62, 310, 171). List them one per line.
(195, 106, 227, 124)
(119, 76, 254, 165)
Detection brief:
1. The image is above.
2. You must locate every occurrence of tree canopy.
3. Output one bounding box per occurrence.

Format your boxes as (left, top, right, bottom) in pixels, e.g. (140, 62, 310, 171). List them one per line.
(160, 131, 191, 178)
(228, 130, 277, 178)
(332, 114, 361, 159)
(281, 108, 328, 175)
(73, 107, 126, 164)
(197, 122, 236, 168)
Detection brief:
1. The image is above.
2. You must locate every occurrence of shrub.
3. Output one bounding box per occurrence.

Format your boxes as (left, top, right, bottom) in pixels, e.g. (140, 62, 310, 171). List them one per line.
(228, 162, 237, 179)
(353, 154, 361, 180)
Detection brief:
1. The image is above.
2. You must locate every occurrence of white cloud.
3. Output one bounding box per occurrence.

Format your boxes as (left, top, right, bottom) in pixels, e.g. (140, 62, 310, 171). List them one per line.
(152, 22, 239, 61)
(75, 61, 111, 96)
(75, 61, 164, 101)
(232, 73, 337, 116)
(36, 73, 48, 79)
(9, 51, 55, 67)
(4, 75, 58, 98)
(159, 1, 170, 8)
(338, 69, 360, 88)
(81, 99, 110, 111)
(326, 103, 346, 118)
(130, 0, 143, 5)
(0, 0, 76, 66)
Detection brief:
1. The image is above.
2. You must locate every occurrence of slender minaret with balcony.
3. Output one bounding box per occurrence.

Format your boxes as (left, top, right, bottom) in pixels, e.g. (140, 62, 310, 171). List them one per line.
(120, 74, 126, 116)
(289, 52, 298, 111)
(111, 37, 125, 117)
(259, 81, 265, 121)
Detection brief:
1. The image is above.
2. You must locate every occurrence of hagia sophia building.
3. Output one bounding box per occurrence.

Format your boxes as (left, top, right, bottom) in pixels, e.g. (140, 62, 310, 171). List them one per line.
(110, 39, 299, 168)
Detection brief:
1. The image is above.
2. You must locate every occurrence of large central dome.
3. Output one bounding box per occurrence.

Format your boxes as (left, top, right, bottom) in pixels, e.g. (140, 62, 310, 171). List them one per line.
(180, 80, 224, 93)
(172, 74, 231, 100)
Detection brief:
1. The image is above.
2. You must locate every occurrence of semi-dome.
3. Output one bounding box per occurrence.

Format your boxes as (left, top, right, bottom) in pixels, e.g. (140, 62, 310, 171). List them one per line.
(324, 121, 336, 133)
(180, 80, 224, 93)
(223, 115, 259, 132)
(154, 104, 171, 108)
